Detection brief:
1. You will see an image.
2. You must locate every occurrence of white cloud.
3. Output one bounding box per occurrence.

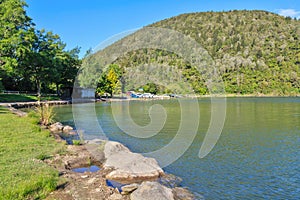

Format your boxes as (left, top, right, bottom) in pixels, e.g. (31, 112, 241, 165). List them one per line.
(277, 9, 300, 19)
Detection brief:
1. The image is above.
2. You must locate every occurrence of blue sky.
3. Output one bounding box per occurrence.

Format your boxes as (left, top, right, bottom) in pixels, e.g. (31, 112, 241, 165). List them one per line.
(26, 0, 300, 57)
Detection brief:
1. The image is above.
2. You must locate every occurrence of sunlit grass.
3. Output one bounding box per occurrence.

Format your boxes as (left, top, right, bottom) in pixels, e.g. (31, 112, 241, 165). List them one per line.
(0, 106, 65, 199)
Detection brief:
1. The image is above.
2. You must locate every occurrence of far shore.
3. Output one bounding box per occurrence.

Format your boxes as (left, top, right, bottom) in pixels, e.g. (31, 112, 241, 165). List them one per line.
(105, 93, 300, 102)
(0, 93, 299, 108)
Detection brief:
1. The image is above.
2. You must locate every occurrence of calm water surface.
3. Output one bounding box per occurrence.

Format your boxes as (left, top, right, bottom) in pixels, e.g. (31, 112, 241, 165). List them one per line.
(54, 97, 300, 199)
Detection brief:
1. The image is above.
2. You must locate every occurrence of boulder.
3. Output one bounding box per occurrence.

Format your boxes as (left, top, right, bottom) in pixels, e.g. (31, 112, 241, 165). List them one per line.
(121, 183, 139, 195)
(130, 181, 174, 200)
(85, 142, 106, 164)
(104, 141, 131, 156)
(49, 122, 64, 132)
(63, 125, 73, 133)
(103, 141, 164, 184)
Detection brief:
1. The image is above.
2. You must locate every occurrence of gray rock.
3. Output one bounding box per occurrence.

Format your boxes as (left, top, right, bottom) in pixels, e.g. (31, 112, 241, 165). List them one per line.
(108, 193, 123, 200)
(159, 173, 183, 188)
(49, 122, 64, 132)
(121, 183, 139, 195)
(172, 187, 195, 200)
(103, 141, 164, 184)
(130, 181, 174, 200)
(104, 141, 131, 156)
(86, 139, 106, 145)
(85, 143, 106, 163)
(62, 125, 73, 132)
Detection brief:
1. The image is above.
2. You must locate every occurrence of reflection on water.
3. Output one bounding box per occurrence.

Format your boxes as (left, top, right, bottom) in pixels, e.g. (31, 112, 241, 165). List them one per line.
(54, 97, 300, 200)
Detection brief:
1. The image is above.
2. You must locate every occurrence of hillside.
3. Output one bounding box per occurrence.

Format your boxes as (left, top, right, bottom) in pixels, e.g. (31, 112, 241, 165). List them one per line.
(81, 10, 300, 95)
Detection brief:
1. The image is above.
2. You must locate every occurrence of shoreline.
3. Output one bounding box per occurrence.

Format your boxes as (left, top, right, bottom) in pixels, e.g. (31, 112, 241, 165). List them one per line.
(0, 94, 298, 107)
(48, 121, 197, 199)
(107, 93, 300, 101)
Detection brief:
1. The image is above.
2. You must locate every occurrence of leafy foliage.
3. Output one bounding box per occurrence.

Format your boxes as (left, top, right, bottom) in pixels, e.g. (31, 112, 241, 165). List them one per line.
(86, 10, 300, 95)
(142, 82, 159, 94)
(0, 0, 81, 97)
(151, 10, 300, 95)
(96, 64, 122, 97)
(0, 0, 32, 73)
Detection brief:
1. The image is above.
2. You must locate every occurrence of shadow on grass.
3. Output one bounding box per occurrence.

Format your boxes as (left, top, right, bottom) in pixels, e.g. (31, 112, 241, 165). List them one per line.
(0, 94, 36, 102)
(0, 107, 9, 114)
(0, 94, 60, 103)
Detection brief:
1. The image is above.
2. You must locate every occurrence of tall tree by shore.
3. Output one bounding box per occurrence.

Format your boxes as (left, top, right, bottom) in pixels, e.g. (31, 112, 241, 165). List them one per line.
(0, 0, 81, 96)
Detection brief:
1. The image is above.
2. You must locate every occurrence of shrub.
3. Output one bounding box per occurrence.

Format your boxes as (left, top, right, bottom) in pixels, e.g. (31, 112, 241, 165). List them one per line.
(72, 140, 82, 145)
(36, 103, 55, 126)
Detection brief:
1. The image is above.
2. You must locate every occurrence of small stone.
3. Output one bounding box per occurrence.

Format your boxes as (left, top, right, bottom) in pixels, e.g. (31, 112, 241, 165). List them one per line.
(114, 187, 120, 194)
(86, 139, 106, 144)
(87, 177, 97, 184)
(108, 193, 123, 200)
(121, 183, 139, 195)
(81, 175, 89, 179)
(172, 187, 195, 200)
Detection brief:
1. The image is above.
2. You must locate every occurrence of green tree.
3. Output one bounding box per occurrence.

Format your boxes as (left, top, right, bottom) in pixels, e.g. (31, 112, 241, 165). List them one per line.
(142, 82, 158, 94)
(0, 0, 81, 96)
(20, 29, 66, 98)
(96, 64, 121, 97)
(52, 47, 81, 96)
(0, 0, 33, 73)
(0, 0, 34, 92)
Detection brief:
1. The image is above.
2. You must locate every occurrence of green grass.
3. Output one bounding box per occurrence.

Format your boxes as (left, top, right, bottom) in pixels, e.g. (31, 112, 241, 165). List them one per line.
(0, 94, 60, 103)
(0, 106, 65, 199)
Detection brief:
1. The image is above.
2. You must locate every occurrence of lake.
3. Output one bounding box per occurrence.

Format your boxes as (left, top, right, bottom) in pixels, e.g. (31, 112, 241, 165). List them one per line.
(54, 97, 300, 199)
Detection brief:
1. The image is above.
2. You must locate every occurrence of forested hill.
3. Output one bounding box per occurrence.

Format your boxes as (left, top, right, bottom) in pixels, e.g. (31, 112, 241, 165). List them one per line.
(85, 10, 300, 95)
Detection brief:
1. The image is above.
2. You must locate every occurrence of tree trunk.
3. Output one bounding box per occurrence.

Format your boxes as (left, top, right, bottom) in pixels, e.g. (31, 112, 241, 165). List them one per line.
(56, 83, 61, 97)
(36, 79, 41, 101)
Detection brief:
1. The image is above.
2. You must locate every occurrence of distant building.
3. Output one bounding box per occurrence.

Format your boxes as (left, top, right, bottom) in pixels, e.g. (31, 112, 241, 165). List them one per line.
(72, 87, 95, 102)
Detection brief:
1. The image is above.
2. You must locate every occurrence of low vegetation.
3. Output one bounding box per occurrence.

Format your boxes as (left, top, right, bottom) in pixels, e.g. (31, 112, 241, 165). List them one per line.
(0, 106, 65, 199)
(36, 103, 55, 126)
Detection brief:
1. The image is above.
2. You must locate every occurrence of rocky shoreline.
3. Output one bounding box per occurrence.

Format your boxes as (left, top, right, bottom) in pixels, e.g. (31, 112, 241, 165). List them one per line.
(46, 122, 197, 200)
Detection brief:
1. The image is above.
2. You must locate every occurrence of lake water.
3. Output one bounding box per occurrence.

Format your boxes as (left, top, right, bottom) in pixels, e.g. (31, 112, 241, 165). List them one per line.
(54, 97, 300, 199)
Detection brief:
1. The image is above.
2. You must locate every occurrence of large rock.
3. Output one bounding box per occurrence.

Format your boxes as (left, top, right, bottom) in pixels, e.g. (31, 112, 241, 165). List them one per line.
(130, 181, 174, 200)
(103, 141, 164, 184)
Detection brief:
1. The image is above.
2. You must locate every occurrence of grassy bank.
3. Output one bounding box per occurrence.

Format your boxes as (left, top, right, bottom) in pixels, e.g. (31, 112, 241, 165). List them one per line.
(0, 94, 60, 103)
(0, 106, 65, 199)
